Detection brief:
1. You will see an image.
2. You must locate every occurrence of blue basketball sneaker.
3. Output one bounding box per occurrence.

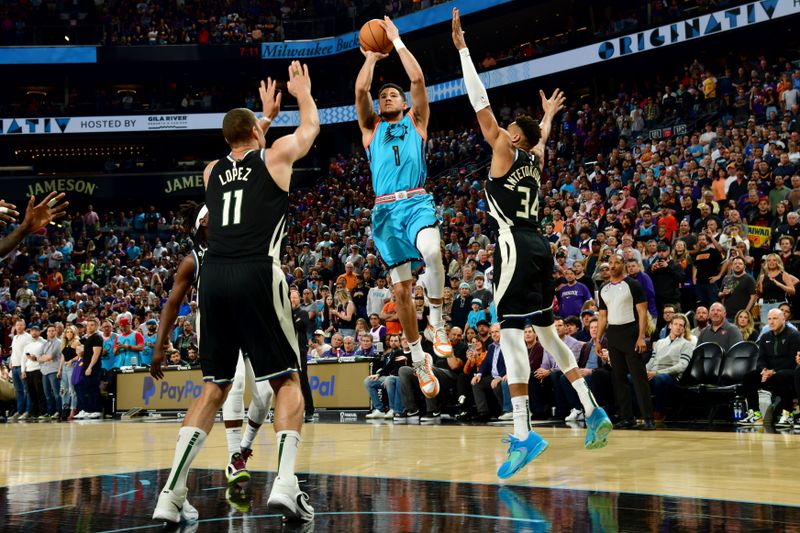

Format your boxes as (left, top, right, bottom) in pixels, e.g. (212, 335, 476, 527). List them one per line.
(497, 431, 549, 479)
(584, 407, 612, 449)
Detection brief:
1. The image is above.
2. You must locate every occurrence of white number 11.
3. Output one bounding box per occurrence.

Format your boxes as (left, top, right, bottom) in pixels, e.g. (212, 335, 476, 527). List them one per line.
(221, 189, 243, 226)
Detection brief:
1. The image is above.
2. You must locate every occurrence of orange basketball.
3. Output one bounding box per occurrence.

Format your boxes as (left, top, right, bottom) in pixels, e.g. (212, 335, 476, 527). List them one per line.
(359, 19, 393, 54)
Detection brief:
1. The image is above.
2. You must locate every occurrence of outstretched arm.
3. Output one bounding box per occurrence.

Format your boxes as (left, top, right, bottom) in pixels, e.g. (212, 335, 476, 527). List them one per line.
(257, 76, 282, 133)
(267, 61, 321, 191)
(0, 192, 68, 259)
(451, 8, 512, 176)
(532, 88, 566, 170)
(355, 50, 385, 138)
(383, 16, 429, 134)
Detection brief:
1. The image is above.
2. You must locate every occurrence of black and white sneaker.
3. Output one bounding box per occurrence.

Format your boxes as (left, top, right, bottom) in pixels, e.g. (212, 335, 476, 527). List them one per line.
(420, 411, 441, 422)
(267, 475, 314, 522)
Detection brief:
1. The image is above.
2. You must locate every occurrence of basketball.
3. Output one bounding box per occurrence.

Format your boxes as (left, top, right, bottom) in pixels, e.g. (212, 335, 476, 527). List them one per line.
(359, 19, 393, 54)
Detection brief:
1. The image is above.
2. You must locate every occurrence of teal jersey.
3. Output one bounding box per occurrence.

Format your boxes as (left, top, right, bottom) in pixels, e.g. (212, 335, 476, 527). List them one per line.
(366, 112, 427, 196)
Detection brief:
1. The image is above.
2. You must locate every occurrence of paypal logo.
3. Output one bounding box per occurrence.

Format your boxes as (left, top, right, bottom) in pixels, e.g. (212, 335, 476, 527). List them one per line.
(142, 376, 202, 405)
(143, 376, 156, 406)
(309, 375, 335, 396)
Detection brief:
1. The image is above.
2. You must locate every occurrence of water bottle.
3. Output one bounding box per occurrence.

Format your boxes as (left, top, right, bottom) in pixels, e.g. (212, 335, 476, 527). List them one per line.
(732, 395, 745, 422)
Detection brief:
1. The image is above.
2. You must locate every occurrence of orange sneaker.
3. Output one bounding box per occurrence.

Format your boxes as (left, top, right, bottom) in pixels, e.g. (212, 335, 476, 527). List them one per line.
(425, 324, 453, 358)
(413, 353, 439, 398)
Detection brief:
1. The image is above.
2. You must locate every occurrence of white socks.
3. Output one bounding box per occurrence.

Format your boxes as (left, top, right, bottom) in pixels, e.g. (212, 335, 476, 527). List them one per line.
(409, 337, 425, 363)
(276, 430, 301, 480)
(225, 426, 242, 456)
(429, 303, 443, 327)
(572, 377, 597, 417)
(165, 426, 207, 493)
(240, 420, 260, 450)
(511, 396, 532, 439)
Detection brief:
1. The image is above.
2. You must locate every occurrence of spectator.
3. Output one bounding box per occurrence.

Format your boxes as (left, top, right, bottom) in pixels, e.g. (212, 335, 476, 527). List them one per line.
(380, 292, 402, 336)
(59, 325, 81, 421)
(38, 324, 62, 420)
(718, 256, 757, 321)
(742, 309, 800, 425)
(74, 317, 103, 420)
(642, 314, 695, 421)
(8, 319, 31, 421)
(333, 289, 357, 338)
(692, 234, 724, 308)
(557, 268, 592, 319)
(322, 333, 345, 359)
(735, 309, 759, 342)
(364, 334, 404, 419)
(366, 276, 390, 318)
(691, 306, 709, 337)
(756, 253, 798, 325)
(115, 316, 145, 367)
(559, 316, 612, 421)
(469, 324, 509, 421)
(648, 243, 684, 323)
(307, 330, 330, 359)
(697, 303, 743, 352)
(449, 282, 472, 330)
(23, 325, 46, 420)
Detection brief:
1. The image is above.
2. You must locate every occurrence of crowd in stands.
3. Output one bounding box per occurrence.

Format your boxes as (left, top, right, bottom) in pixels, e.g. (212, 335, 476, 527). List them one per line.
(3, 49, 800, 428)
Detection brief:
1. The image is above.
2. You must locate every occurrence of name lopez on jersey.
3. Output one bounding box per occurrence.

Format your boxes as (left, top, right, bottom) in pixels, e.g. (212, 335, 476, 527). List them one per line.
(504, 162, 538, 191)
(219, 165, 252, 185)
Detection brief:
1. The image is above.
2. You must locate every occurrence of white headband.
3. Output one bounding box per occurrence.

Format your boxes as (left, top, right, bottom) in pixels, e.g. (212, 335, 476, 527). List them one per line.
(194, 205, 208, 232)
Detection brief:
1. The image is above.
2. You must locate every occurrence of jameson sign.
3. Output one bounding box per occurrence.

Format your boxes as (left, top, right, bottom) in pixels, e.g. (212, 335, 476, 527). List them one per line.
(27, 178, 98, 197)
(164, 175, 204, 194)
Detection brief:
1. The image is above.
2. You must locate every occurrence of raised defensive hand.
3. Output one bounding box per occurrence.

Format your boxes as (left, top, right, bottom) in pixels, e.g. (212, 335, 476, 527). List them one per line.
(287, 60, 312, 98)
(0, 200, 19, 226)
(540, 88, 566, 116)
(451, 8, 466, 50)
(259, 77, 282, 121)
(23, 192, 68, 233)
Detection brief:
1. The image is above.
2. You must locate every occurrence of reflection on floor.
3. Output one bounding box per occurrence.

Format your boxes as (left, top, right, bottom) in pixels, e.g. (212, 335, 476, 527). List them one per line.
(3, 469, 798, 533)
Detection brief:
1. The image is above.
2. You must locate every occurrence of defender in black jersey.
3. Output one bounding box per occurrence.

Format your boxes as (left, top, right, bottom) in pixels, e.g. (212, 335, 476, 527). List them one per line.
(153, 63, 319, 526)
(453, 9, 611, 480)
(148, 201, 273, 491)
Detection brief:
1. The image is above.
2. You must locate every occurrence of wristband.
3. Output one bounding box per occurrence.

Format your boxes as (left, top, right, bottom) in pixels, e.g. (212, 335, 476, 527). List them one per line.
(392, 38, 406, 51)
(459, 47, 471, 59)
(0, 207, 8, 214)
(263, 117, 272, 124)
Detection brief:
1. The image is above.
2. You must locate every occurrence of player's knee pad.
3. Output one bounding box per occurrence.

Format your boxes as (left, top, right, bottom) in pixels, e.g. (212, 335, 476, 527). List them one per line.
(247, 379, 273, 425)
(533, 324, 578, 374)
(499, 328, 531, 385)
(416, 227, 444, 299)
(222, 371, 245, 421)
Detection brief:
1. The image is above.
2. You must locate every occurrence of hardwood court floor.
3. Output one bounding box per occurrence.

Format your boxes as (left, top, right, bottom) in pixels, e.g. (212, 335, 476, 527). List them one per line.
(1, 420, 799, 531)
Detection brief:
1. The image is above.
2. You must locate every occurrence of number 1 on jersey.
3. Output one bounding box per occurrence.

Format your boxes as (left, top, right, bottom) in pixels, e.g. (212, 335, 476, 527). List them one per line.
(221, 189, 243, 226)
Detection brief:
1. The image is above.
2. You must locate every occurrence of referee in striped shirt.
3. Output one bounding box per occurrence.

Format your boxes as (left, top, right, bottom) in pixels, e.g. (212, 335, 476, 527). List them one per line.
(596, 254, 655, 430)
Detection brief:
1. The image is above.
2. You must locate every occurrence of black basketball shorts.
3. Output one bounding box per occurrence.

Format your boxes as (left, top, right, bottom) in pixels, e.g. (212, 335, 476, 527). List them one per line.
(198, 258, 300, 384)
(492, 229, 555, 327)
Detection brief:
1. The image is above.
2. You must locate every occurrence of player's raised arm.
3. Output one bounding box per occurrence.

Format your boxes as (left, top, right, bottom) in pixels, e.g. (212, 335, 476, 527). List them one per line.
(532, 88, 566, 170)
(451, 9, 507, 153)
(267, 61, 321, 191)
(258, 76, 282, 133)
(382, 16, 429, 134)
(355, 49, 386, 138)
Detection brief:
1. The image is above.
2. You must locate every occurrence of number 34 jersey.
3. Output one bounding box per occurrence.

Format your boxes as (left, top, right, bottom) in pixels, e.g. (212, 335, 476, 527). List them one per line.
(485, 148, 542, 231)
(366, 111, 427, 196)
(205, 149, 288, 260)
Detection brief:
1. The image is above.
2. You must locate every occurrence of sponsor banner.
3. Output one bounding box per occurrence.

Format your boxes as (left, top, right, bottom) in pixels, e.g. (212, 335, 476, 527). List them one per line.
(260, 0, 512, 59)
(747, 225, 771, 248)
(306, 361, 371, 408)
(116, 369, 252, 411)
(0, 46, 97, 65)
(0, 173, 205, 201)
